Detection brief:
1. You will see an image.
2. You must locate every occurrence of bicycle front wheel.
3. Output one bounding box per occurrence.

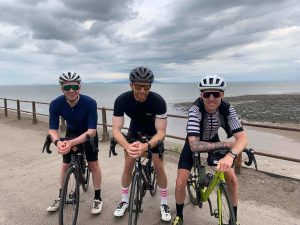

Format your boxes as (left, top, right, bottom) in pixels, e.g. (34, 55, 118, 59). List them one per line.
(149, 168, 158, 196)
(187, 167, 198, 205)
(82, 167, 90, 192)
(59, 167, 80, 225)
(217, 183, 236, 225)
(128, 173, 142, 225)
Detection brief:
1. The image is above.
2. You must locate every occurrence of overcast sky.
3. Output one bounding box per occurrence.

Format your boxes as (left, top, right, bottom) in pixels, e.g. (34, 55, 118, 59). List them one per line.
(0, 0, 300, 85)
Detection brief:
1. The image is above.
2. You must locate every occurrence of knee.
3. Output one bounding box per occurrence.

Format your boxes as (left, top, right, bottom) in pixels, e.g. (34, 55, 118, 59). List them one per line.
(176, 177, 187, 191)
(123, 162, 134, 175)
(154, 164, 165, 175)
(61, 163, 69, 170)
(227, 175, 238, 188)
(88, 161, 100, 172)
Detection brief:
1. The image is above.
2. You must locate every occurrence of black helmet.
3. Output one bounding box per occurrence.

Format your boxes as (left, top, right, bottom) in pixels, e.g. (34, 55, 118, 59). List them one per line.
(129, 66, 154, 83)
(59, 72, 81, 85)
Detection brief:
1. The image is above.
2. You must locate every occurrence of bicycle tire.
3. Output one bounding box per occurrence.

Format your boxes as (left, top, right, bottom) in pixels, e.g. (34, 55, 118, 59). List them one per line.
(128, 173, 142, 225)
(59, 167, 80, 225)
(187, 167, 198, 205)
(82, 167, 90, 192)
(149, 169, 158, 196)
(217, 183, 236, 225)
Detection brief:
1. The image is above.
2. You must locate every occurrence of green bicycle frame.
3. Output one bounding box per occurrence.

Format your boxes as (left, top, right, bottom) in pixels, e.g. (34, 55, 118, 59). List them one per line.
(199, 170, 225, 202)
(199, 171, 227, 224)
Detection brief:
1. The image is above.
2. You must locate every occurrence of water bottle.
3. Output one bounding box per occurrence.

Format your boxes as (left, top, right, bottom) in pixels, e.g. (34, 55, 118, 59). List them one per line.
(203, 173, 213, 187)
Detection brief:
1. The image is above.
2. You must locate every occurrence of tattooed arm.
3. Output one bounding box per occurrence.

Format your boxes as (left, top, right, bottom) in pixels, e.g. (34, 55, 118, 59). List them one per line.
(188, 136, 233, 152)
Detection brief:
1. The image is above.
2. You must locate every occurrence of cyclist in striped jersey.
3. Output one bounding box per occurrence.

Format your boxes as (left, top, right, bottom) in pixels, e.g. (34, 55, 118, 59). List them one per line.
(172, 75, 248, 225)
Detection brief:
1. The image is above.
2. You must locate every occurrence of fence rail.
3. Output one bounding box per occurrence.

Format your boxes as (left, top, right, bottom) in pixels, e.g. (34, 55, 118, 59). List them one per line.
(1, 97, 299, 174)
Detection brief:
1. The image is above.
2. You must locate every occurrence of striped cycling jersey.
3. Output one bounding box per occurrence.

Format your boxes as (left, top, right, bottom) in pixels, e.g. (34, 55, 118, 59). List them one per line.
(186, 104, 242, 140)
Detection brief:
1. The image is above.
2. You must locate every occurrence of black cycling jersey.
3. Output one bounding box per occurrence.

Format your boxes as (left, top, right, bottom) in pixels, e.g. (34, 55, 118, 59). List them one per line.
(178, 98, 244, 170)
(113, 91, 167, 140)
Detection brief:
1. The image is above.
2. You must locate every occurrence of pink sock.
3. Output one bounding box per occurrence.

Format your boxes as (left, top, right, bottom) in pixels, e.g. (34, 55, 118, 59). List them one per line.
(121, 186, 129, 203)
(160, 187, 168, 205)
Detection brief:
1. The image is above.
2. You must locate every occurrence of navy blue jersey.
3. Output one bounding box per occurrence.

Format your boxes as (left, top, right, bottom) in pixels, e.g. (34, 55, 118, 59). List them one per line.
(49, 94, 97, 134)
(113, 91, 167, 139)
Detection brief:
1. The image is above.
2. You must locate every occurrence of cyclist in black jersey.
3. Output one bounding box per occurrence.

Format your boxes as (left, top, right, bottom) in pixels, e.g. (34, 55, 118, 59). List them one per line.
(172, 75, 248, 225)
(46, 72, 103, 215)
(112, 66, 172, 222)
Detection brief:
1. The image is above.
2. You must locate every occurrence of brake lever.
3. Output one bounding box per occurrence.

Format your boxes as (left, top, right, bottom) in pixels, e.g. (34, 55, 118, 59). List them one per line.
(42, 134, 52, 154)
(157, 140, 163, 159)
(86, 134, 99, 152)
(109, 137, 118, 157)
(244, 148, 258, 170)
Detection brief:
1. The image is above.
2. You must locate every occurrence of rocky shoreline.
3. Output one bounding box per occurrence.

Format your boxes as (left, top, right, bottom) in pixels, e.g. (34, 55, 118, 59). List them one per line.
(173, 94, 300, 125)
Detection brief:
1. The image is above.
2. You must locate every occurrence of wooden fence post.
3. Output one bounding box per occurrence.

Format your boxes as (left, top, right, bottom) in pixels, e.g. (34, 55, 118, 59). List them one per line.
(32, 101, 38, 124)
(101, 107, 109, 142)
(60, 117, 66, 132)
(4, 98, 8, 117)
(17, 100, 21, 120)
(235, 153, 242, 174)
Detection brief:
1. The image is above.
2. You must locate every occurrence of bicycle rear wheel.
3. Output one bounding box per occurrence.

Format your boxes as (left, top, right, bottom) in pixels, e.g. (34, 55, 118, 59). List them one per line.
(149, 168, 158, 196)
(59, 167, 80, 225)
(187, 167, 198, 205)
(82, 167, 90, 192)
(217, 183, 236, 225)
(128, 173, 142, 225)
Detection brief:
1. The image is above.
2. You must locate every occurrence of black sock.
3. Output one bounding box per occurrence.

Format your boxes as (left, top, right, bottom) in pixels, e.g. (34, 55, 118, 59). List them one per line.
(94, 189, 102, 201)
(233, 206, 237, 220)
(176, 203, 184, 220)
(59, 188, 62, 198)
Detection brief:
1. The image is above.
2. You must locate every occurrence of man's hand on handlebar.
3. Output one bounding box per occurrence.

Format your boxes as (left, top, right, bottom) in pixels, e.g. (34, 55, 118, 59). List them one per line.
(216, 154, 235, 172)
(56, 140, 72, 155)
(126, 141, 146, 159)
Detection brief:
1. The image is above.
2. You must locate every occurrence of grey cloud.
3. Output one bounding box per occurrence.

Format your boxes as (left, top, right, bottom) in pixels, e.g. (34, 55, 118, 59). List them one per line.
(135, 0, 293, 64)
(30, 17, 85, 41)
(0, 0, 136, 43)
(60, 0, 136, 21)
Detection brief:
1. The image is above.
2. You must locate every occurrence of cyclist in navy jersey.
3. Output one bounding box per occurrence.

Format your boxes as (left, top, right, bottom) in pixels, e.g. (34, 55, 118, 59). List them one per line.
(46, 72, 103, 215)
(172, 75, 248, 225)
(112, 66, 172, 222)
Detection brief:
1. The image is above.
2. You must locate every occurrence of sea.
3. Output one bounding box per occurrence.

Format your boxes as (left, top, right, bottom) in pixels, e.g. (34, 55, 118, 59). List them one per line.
(0, 81, 299, 113)
(0, 81, 299, 139)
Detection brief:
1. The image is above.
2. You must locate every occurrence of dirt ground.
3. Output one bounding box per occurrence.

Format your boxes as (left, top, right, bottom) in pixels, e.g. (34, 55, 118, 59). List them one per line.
(0, 112, 300, 225)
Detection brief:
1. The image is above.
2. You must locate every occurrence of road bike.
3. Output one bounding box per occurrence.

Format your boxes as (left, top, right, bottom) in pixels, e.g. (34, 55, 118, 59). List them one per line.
(109, 133, 162, 225)
(187, 148, 257, 225)
(43, 134, 98, 225)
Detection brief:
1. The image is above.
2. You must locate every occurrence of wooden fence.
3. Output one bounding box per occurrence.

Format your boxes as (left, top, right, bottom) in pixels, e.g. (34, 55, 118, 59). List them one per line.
(1, 97, 300, 174)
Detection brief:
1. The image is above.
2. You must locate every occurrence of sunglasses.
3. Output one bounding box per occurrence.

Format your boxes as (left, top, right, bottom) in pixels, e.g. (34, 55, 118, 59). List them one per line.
(63, 84, 80, 91)
(202, 92, 221, 98)
(133, 83, 151, 91)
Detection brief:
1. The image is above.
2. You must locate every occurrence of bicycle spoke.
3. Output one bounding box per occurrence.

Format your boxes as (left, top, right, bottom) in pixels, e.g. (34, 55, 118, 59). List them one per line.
(217, 184, 236, 225)
(59, 168, 80, 225)
(128, 173, 141, 225)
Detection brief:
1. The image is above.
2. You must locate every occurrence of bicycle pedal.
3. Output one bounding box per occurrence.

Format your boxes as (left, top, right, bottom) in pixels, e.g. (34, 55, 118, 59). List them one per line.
(213, 209, 219, 218)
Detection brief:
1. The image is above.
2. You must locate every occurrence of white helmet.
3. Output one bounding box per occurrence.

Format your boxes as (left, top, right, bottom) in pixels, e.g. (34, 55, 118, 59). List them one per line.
(198, 75, 226, 91)
(59, 72, 81, 85)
